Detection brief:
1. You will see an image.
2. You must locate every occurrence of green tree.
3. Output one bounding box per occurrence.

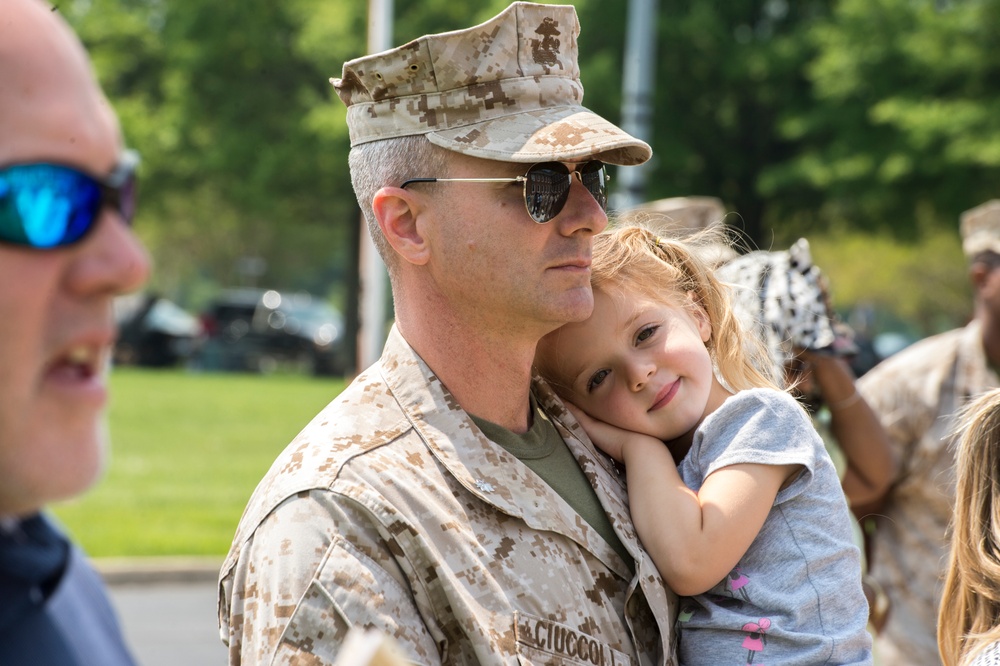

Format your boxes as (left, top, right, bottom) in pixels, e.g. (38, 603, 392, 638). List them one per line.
(761, 0, 1000, 238)
(575, 0, 831, 242)
(811, 227, 970, 338)
(63, 0, 984, 341)
(66, 0, 366, 301)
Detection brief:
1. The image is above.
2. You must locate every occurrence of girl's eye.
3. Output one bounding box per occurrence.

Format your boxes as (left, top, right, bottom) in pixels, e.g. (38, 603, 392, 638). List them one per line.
(587, 369, 610, 392)
(636, 325, 658, 344)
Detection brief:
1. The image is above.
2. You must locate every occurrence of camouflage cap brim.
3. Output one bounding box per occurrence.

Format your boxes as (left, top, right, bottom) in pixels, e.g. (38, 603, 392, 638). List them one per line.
(962, 231, 1000, 258)
(426, 106, 650, 166)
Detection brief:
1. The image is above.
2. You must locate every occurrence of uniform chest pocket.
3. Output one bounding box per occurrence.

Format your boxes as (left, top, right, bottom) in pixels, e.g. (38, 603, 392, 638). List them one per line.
(513, 611, 636, 666)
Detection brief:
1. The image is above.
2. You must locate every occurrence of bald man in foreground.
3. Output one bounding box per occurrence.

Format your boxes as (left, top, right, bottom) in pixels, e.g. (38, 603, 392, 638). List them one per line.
(0, 1, 151, 663)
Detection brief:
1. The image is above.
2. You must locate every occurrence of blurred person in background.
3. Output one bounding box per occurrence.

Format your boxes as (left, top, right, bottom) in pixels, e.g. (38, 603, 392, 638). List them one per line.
(857, 201, 1000, 665)
(219, 3, 676, 665)
(618, 195, 739, 267)
(0, 0, 151, 663)
(938, 387, 1000, 666)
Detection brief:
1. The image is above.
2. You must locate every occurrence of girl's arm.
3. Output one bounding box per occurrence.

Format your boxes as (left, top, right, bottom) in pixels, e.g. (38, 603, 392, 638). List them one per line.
(570, 406, 797, 597)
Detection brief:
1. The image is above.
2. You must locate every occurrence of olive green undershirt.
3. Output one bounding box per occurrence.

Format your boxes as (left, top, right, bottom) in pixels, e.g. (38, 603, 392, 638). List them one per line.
(470, 398, 634, 572)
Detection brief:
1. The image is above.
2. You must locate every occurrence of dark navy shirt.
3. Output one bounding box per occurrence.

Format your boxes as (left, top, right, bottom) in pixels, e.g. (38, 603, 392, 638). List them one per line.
(0, 513, 136, 666)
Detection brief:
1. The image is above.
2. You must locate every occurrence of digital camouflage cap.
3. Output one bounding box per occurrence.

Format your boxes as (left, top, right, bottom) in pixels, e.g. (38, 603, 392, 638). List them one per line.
(961, 199, 1000, 258)
(331, 2, 651, 166)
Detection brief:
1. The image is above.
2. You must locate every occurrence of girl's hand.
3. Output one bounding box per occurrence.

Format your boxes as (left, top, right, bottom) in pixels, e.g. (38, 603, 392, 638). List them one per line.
(564, 403, 661, 465)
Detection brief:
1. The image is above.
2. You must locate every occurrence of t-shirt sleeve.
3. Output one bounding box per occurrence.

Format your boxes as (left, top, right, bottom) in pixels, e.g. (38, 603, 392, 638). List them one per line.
(687, 389, 821, 506)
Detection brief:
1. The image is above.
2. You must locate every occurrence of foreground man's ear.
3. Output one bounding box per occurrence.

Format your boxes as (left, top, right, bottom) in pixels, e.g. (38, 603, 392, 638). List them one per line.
(373, 187, 430, 267)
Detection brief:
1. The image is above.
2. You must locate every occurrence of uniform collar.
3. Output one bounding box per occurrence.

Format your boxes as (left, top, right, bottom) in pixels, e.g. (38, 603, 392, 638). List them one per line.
(380, 325, 637, 577)
(959, 319, 1000, 397)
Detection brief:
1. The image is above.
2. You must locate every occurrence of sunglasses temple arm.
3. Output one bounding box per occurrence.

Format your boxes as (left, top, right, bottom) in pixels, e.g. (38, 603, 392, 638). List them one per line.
(106, 149, 140, 188)
(399, 176, 524, 189)
(430, 177, 525, 184)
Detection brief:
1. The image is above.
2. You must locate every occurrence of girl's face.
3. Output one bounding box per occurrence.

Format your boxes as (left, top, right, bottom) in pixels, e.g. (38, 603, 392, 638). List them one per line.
(536, 286, 731, 448)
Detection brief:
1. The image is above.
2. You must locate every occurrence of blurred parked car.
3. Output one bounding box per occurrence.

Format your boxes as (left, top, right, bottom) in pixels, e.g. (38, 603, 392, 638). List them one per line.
(114, 293, 204, 367)
(197, 289, 346, 375)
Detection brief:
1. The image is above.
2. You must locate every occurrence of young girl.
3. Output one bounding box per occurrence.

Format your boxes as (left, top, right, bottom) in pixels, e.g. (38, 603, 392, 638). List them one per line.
(534, 223, 872, 664)
(938, 388, 1000, 666)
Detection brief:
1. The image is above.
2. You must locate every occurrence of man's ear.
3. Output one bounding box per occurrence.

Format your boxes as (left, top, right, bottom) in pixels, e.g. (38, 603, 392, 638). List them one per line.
(372, 187, 430, 266)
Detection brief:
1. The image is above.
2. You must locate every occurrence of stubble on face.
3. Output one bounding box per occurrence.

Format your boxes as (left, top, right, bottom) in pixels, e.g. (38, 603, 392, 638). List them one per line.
(422, 155, 601, 337)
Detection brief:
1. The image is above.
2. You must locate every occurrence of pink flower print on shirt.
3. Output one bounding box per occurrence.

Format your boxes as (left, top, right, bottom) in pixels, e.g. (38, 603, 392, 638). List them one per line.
(742, 618, 771, 664)
(728, 566, 751, 602)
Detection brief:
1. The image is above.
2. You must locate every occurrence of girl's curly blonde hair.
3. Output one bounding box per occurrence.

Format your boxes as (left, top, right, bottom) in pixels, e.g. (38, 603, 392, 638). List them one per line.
(589, 222, 779, 393)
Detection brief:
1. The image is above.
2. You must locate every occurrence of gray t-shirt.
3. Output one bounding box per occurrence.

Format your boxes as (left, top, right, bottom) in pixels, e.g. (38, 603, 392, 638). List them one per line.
(675, 388, 872, 665)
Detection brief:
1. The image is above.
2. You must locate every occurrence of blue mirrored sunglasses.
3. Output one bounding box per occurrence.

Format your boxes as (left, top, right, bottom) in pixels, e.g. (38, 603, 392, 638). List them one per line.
(0, 149, 139, 250)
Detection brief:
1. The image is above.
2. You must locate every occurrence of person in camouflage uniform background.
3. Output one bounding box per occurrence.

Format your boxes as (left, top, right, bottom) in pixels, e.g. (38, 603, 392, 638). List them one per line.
(858, 201, 1000, 665)
(219, 3, 678, 664)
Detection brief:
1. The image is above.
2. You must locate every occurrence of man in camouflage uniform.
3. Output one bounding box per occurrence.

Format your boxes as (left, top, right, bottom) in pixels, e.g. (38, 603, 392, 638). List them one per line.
(218, 3, 677, 665)
(858, 200, 1000, 665)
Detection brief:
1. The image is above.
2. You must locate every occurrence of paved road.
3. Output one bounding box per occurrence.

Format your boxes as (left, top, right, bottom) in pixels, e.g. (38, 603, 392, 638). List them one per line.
(105, 563, 228, 666)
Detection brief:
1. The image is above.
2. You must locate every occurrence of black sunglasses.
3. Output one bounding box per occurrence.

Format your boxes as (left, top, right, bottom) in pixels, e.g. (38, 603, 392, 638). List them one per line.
(400, 160, 608, 224)
(0, 150, 139, 250)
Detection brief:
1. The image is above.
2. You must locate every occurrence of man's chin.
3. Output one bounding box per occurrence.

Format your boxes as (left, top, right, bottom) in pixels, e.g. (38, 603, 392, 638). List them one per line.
(558, 289, 596, 324)
(34, 422, 108, 500)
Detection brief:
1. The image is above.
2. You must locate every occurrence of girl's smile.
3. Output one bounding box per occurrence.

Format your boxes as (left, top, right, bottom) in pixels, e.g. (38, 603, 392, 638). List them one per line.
(649, 379, 680, 412)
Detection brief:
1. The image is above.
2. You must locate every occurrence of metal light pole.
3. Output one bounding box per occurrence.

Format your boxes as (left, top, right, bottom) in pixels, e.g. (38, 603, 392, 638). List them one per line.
(356, 0, 394, 371)
(610, 0, 659, 213)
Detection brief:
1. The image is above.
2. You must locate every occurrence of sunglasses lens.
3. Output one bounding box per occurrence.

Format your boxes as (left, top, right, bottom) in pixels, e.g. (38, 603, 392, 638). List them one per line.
(579, 161, 607, 211)
(524, 163, 572, 223)
(0, 165, 109, 249)
(523, 161, 607, 223)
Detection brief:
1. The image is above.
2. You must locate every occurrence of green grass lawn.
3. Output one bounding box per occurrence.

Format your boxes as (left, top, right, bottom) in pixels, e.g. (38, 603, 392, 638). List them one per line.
(51, 367, 348, 558)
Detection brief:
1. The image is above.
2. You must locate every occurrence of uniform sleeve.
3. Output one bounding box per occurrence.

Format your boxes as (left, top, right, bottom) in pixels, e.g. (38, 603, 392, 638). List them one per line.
(856, 357, 931, 467)
(220, 489, 442, 666)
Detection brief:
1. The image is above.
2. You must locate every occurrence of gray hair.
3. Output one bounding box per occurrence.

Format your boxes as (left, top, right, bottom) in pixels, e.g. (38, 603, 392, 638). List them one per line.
(348, 135, 450, 279)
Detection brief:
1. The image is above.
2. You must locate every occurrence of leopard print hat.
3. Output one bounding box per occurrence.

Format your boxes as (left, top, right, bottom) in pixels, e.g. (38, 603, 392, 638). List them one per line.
(716, 238, 850, 379)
